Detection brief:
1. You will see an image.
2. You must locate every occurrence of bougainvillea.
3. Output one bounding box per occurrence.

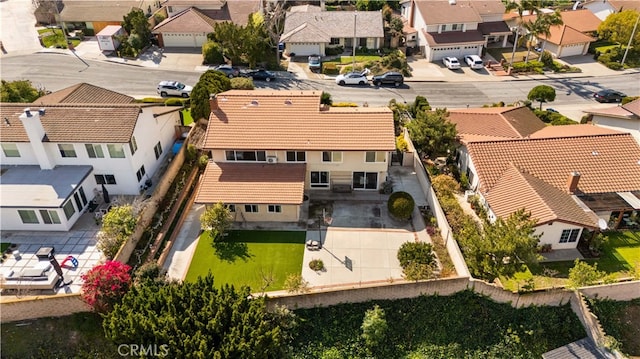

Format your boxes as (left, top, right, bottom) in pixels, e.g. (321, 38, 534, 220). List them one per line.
(80, 261, 132, 313)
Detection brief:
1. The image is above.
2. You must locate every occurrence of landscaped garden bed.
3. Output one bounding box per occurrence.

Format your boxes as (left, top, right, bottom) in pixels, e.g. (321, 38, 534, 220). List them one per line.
(185, 230, 305, 291)
(588, 298, 640, 357)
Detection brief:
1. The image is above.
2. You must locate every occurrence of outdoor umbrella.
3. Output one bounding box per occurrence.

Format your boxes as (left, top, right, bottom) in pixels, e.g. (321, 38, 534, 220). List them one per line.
(101, 183, 111, 203)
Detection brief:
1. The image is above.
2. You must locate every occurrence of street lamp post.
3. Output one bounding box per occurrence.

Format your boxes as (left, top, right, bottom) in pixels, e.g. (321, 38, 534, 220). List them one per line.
(353, 12, 357, 70)
(621, 13, 640, 67)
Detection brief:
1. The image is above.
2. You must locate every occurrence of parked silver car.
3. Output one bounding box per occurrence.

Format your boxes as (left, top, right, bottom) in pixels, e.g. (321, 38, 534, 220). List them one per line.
(157, 81, 192, 97)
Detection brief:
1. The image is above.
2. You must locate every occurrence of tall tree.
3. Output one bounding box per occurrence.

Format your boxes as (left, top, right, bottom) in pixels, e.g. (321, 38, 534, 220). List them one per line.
(122, 8, 151, 51)
(406, 108, 457, 158)
(102, 274, 294, 358)
(505, 0, 540, 66)
(243, 14, 271, 68)
(210, 22, 244, 64)
(598, 9, 640, 48)
(528, 85, 556, 110)
(190, 70, 231, 120)
(361, 305, 388, 354)
(200, 202, 232, 240)
(522, 11, 563, 63)
(262, 1, 287, 67)
(1, 80, 47, 102)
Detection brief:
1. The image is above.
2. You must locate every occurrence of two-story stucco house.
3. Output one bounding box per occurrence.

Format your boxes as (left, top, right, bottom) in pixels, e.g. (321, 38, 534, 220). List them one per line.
(0, 84, 180, 231)
(400, 0, 511, 61)
(194, 90, 395, 222)
(585, 98, 640, 144)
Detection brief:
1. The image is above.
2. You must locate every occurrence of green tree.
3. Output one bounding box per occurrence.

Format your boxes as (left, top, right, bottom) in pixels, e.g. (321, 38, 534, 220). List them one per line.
(243, 14, 270, 68)
(210, 22, 246, 64)
(505, 0, 541, 66)
(103, 275, 294, 358)
(1, 80, 47, 102)
(97, 204, 138, 258)
(321, 91, 333, 106)
(190, 70, 231, 120)
(397, 242, 437, 281)
(202, 40, 225, 65)
(431, 174, 461, 197)
(521, 11, 563, 63)
(356, 0, 386, 11)
(406, 108, 457, 158)
(284, 273, 310, 294)
(598, 10, 640, 48)
(567, 259, 607, 289)
(527, 85, 556, 110)
(121, 8, 151, 52)
(200, 202, 232, 240)
(361, 305, 388, 352)
(409, 95, 431, 117)
(459, 209, 541, 281)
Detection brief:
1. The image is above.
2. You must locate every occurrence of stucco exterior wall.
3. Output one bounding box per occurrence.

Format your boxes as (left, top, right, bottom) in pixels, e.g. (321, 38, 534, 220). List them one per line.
(0, 142, 38, 165)
(534, 221, 583, 249)
(592, 116, 640, 144)
(230, 203, 300, 222)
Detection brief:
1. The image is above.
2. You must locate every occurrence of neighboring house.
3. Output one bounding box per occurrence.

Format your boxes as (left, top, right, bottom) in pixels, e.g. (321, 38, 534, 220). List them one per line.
(195, 90, 395, 222)
(152, 0, 260, 47)
(513, 9, 601, 58)
(0, 84, 181, 231)
(581, 0, 640, 21)
(280, 10, 384, 56)
(584, 98, 640, 143)
(400, 0, 511, 61)
(58, 0, 160, 35)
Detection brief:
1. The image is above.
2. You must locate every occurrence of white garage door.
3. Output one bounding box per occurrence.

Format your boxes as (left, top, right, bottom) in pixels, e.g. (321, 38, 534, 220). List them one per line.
(162, 33, 207, 48)
(430, 45, 481, 61)
(289, 43, 321, 56)
(559, 43, 584, 58)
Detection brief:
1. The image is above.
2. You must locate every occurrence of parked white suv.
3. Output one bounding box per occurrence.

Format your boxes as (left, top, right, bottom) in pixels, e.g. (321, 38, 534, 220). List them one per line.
(157, 81, 192, 98)
(464, 55, 484, 70)
(442, 57, 461, 70)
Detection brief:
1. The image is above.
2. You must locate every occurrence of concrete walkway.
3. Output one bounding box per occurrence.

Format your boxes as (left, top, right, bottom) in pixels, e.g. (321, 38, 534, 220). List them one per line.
(162, 203, 205, 281)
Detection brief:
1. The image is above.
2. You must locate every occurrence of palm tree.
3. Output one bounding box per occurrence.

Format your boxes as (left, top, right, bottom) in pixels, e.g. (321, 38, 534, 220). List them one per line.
(535, 11, 564, 61)
(505, 0, 540, 67)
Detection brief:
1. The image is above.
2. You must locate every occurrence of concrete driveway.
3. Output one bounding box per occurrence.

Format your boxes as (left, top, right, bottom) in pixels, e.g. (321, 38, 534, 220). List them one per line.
(0, 0, 42, 55)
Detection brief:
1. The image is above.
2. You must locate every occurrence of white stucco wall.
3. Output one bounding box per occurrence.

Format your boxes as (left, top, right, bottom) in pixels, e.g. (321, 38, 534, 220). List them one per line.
(534, 221, 584, 249)
(229, 203, 300, 222)
(592, 115, 640, 143)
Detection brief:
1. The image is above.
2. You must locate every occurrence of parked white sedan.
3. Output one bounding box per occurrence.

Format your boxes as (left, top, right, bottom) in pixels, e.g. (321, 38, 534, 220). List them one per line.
(464, 55, 484, 70)
(335, 72, 368, 86)
(442, 57, 461, 70)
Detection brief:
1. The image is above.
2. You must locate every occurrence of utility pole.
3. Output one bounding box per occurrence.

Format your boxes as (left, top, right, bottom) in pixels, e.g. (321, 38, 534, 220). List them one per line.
(621, 13, 640, 67)
(353, 12, 357, 71)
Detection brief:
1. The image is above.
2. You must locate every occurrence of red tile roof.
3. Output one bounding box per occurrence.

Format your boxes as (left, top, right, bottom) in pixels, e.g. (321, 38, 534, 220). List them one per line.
(485, 164, 599, 227)
(448, 106, 547, 143)
(541, 24, 596, 45)
(194, 162, 306, 204)
(204, 90, 395, 151)
(529, 124, 623, 138)
(153, 7, 217, 32)
(521, 9, 601, 33)
(36, 83, 134, 104)
(468, 133, 640, 195)
(622, 98, 640, 117)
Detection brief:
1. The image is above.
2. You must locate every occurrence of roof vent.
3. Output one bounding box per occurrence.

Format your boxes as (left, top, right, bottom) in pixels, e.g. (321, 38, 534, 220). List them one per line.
(284, 99, 292, 105)
(250, 100, 259, 106)
(592, 150, 599, 156)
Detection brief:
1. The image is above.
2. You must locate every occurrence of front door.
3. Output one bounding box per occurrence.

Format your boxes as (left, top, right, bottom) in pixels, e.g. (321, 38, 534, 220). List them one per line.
(353, 172, 378, 190)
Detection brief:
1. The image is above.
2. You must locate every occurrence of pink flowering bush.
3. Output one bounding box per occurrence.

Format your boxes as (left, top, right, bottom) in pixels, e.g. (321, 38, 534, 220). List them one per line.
(81, 260, 132, 313)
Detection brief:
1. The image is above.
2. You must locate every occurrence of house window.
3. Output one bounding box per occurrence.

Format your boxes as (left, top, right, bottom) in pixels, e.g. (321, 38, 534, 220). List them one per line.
(452, 24, 459, 31)
(226, 204, 236, 212)
(129, 136, 138, 155)
(365, 151, 385, 163)
(18, 210, 39, 224)
(322, 151, 342, 162)
(73, 192, 83, 212)
(559, 229, 581, 243)
(225, 150, 267, 162)
(58, 144, 77, 158)
(441, 24, 446, 32)
(63, 200, 75, 220)
(353, 172, 378, 190)
(85, 144, 104, 158)
(154, 141, 162, 159)
(108, 144, 125, 158)
(268, 205, 282, 213)
(286, 151, 306, 162)
(310, 171, 329, 188)
(330, 38, 340, 45)
(1, 143, 20, 157)
(95, 174, 117, 185)
(40, 210, 61, 224)
(136, 165, 146, 182)
(244, 204, 258, 213)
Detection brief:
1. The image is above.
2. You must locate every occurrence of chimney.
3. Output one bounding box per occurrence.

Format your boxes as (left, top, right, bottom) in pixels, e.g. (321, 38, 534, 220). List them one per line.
(209, 94, 218, 111)
(19, 107, 55, 170)
(409, 0, 415, 28)
(567, 172, 580, 193)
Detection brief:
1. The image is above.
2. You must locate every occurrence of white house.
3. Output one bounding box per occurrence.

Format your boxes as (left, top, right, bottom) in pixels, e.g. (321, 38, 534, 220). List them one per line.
(585, 98, 640, 143)
(0, 84, 181, 231)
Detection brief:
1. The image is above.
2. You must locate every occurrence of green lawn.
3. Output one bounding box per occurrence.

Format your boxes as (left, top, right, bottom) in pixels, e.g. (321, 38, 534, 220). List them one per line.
(486, 47, 532, 64)
(37, 28, 81, 49)
(502, 231, 640, 291)
(180, 108, 194, 126)
(185, 230, 305, 291)
(0, 242, 10, 253)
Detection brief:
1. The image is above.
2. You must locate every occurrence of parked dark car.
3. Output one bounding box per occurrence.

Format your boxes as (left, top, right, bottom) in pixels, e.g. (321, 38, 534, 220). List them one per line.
(371, 71, 404, 87)
(213, 65, 240, 78)
(244, 69, 276, 82)
(308, 55, 321, 72)
(594, 89, 626, 103)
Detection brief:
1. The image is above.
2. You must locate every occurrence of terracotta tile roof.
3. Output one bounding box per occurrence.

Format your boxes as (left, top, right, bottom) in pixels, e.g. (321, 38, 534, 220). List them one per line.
(521, 9, 601, 33)
(423, 29, 485, 46)
(204, 90, 395, 151)
(281, 11, 384, 43)
(194, 162, 306, 204)
(164, 0, 224, 6)
(414, 0, 483, 24)
(448, 106, 546, 143)
(36, 83, 134, 104)
(541, 24, 596, 45)
(530, 124, 623, 138)
(485, 164, 599, 227)
(468, 133, 640, 195)
(0, 104, 141, 143)
(153, 7, 217, 32)
(60, 1, 147, 22)
(622, 98, 640, 117)
(609, 0, 640, 12)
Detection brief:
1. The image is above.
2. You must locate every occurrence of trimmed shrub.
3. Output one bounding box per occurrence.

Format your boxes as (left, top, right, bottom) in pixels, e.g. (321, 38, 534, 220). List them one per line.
(138, 97, 165, 103)
(325, 46, 343, 56)
(202, 41, 224, 65)
(540, 50, 553, 67)
(309, 259, 325, 271)
(396, 134, 408, 152)
(230, 77, 254, 90)
(321, 62, 339, 75)
(332, 102, 358, 107)
(387, 191, 415, 220)
(164, 98, 186, 106)
(605, 61, 623, 70)
(321, 91, 333, 106)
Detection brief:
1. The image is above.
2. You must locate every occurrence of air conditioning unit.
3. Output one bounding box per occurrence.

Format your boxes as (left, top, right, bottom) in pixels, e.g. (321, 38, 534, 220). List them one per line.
(266, 156, 278, 164)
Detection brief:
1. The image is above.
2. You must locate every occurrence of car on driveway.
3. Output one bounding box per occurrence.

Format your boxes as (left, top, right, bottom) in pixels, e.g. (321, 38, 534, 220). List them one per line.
(244, 69, 276, 82)
(442, 57, 461, 70)
(464, 55, 484, 70)
(213, 65, 240, 78)
(157, 81, 192, 98)
(371, 71, 404, 87)
(308, 55, 321, 72)
(335, 71, 368, 86)
(593, 89, 626, 103)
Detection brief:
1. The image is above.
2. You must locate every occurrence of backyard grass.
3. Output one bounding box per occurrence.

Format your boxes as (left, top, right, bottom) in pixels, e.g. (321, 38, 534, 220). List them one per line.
(180, 108, 194, 126)
(501, 231, 640, 291)
(0, 242, 10, 253)
(185, 230, 305, 291)
(486, 47, 532, 64)
(37, 28, 80, 49)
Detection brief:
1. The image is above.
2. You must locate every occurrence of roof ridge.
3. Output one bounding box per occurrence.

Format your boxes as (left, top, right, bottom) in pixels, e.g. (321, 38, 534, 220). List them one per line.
(476, 131, 632, 143)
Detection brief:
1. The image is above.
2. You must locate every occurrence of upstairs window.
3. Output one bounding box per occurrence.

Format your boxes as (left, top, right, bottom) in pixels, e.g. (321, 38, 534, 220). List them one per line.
(322, 151, 342, 162)
(225, 150, 266, 162)
(365, 151, 385, 163)
(286, 151, 306, 162)
(108, 144, 125, 158)
(58, 144, 77, 158)
(2, 143, 20, 157)
(129, 136, 138, 155)
(154, 141, 162, 159)
(85, 144, 104, 158)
